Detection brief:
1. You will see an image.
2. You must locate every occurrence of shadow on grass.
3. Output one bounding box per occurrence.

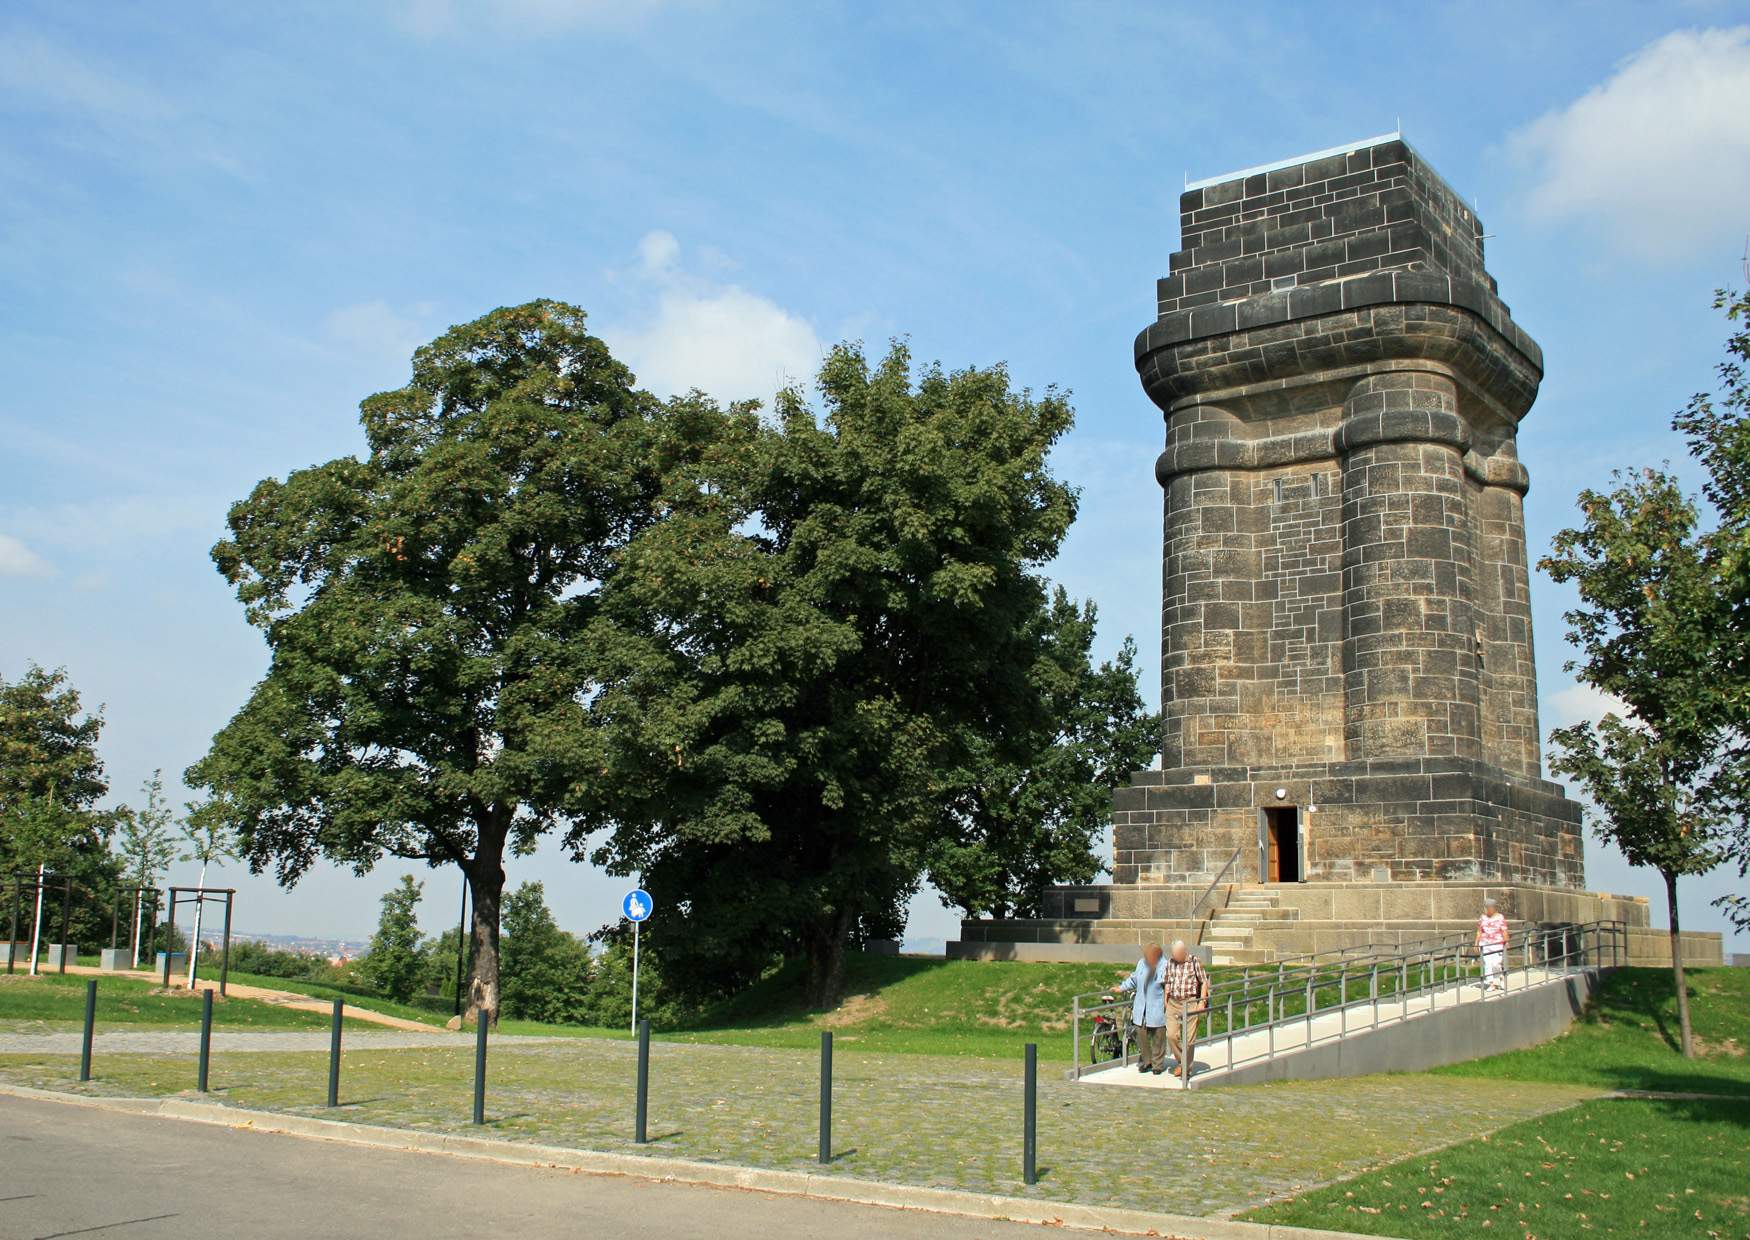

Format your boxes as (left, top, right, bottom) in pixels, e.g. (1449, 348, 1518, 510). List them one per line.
(682, 956, 953, 1033)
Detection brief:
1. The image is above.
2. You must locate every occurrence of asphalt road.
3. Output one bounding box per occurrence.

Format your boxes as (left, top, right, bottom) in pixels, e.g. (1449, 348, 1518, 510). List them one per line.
(0, 1095, 1053, 1240)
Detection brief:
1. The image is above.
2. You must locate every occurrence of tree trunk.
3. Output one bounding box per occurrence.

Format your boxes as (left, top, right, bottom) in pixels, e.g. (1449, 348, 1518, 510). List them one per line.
(804, 906, 855, 1011)
(1663, 869, 1694, 1059)
(465, 860, 505, 1026)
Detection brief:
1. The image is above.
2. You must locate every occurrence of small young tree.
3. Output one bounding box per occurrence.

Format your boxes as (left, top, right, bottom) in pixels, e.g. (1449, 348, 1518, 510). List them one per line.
(1542, 467, 1731, 1058)
(1671, 288, 1750, 931)
(180, 804, 239, 987)
(363, 876, 425, 1002)
(499, 881, 589, 1023)
(114, 771, 180, 965)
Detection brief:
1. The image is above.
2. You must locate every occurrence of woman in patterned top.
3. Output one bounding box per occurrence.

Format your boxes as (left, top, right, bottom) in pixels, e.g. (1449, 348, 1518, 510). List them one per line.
(1476, 897, 1509, 995)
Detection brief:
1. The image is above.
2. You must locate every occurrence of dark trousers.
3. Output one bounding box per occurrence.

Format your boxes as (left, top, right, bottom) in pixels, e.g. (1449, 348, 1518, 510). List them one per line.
(1136, 1023, 1166, 1070)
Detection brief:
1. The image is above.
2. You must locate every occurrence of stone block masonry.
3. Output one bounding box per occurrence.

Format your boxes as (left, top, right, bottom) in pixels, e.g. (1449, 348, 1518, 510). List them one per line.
(1125, 133, 1583, 888)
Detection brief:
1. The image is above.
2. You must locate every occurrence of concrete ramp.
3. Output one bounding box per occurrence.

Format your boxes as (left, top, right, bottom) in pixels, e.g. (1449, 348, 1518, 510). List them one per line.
(1082, 966, 1603, 1090)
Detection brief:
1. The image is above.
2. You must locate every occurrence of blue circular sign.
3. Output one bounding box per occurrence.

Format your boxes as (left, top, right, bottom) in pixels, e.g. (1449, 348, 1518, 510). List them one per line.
(622, 889, 653, 922)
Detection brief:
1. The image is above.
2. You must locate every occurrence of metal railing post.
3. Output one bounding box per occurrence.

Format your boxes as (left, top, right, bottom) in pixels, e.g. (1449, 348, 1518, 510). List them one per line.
(635, 1018, 650, 1143)
(818, 1031, 833, 1164)
(472, 1008, 489, 1124)
(196, 987, 213, 1092)
(1071, 995, 1080, 1079)
(57, 880, 71, 975)
(162, 892, 176, 987)
(79, 979, 96, 1082)
(327, 999, 343, 1107)
(1022, 1042, 1037, 1186)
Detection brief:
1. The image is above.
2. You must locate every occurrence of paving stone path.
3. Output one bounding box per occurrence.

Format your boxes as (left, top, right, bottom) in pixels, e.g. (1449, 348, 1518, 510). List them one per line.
(0, 1028, 567, 1054)
(0, 1032, 1599, 1217)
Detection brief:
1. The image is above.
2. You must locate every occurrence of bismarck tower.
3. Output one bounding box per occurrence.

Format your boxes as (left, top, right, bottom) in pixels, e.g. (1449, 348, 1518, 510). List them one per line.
(955, 135, 1730, 967)
(1120, 132, 1585, 891)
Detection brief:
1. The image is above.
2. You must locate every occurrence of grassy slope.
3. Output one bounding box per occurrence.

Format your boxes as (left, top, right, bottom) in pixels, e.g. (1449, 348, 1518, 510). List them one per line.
(1245, 967, 1750, 1237)
(1433, 965, 1750, 1096)
(0, 973, 366, 1032)
(665, 955, 1132, 1059)
(230, 956, 1140, 1057)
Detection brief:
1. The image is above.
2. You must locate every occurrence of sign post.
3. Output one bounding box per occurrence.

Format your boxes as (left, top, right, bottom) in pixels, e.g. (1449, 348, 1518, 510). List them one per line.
(622, 889, 653, 1035)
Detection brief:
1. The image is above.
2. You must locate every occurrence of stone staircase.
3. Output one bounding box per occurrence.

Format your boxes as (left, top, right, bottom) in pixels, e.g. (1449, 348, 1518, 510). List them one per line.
(1200, 888, 1290, 965)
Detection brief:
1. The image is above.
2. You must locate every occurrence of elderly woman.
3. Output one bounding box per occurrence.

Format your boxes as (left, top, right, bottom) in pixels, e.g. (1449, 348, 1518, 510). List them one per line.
(1110, 944, 1168, 1074)
(1476, 897, 1509, 995)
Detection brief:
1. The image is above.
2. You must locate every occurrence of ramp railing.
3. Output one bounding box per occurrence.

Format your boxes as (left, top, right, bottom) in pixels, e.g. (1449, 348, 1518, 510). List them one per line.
(1070, 919, 1627, 1082)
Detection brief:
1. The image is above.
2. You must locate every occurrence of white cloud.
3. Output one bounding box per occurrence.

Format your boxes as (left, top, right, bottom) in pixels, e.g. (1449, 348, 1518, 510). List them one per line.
(0, 534, 50, 578)
(606, 231, 824, 404)
(1543, 680, 1629, 731)
(1508, 26, 1750, 260)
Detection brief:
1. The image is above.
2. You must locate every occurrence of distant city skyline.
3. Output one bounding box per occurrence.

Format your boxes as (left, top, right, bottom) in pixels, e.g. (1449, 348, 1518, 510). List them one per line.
(3, 5, 1748, 951)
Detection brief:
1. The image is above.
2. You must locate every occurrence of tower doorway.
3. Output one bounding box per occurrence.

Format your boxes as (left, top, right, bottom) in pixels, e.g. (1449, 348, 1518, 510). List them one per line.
(1261, 806, 1300, 883)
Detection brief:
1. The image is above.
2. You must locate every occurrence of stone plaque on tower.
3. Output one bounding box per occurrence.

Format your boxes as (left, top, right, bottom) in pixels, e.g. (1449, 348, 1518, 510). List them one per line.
(1119, 133, 1584, 890)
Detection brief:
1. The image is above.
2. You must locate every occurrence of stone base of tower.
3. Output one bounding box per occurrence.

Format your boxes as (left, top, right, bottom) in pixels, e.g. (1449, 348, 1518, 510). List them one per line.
(948, 879, 1724, 967)
(1112, 759, 1585, 889)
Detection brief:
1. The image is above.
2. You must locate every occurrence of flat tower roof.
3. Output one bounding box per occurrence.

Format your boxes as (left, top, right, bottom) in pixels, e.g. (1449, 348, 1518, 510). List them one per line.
(1186, 131, 1403, 191)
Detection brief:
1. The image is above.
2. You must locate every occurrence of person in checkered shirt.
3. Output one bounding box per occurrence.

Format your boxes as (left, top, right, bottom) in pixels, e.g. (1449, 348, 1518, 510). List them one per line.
(1163, 939, 1210, 1079)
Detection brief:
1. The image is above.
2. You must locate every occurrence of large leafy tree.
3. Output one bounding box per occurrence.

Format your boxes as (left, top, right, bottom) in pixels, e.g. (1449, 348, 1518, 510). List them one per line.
(1542, 467, 1730, 1058)
(188, 301, 665, 1020)
(928, 590, 1158, 919)
(580, 344, 1084, 1006)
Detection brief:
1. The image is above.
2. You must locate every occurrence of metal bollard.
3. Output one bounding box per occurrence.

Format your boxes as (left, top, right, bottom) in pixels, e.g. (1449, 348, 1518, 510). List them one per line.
(472, 1007, 489, 1124)
(327, 998, 344, 1107)
(818, 1030, 833, 1164)
(1022, 1042, 1037, 1186)
(635, 1019, 650, 1144)
(197, 988, 214, 1092)
(79, 979, 97, 1082)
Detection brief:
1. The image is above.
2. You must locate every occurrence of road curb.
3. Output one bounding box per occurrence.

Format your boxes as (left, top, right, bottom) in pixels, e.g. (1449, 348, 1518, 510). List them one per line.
(0, 1083, 1366, 1240)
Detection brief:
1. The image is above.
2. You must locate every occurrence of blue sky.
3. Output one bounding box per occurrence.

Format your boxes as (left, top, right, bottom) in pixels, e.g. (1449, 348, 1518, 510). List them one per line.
(2, 2, 1748, 951)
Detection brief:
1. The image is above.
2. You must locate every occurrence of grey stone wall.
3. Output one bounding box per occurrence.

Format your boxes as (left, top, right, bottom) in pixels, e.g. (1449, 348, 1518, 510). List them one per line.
(1126, 134, 1582, 889)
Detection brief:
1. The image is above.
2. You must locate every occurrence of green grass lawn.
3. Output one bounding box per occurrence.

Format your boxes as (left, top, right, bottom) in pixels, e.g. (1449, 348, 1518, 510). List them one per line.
(665, 954, 1135, 1059)
(1243, 1095, 1749, 1237)
(1434, 966, 1750, 1097)
(225, 955, 1144, 1058)
(0, 972, 368, 1032)
(1245, 967, 1750, 1236)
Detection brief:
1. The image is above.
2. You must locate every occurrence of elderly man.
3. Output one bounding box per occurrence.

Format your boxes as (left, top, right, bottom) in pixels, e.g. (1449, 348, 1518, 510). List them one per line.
(1110, 944, 1168, 1074)
(1163, 939, 1210, 1080)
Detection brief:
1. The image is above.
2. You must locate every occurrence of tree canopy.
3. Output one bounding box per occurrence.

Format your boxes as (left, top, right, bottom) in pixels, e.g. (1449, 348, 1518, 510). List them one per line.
(188, 301, 668, 1019)
(0, 664, 122, 946)
(1543, 467, 1730, 1057)
(577, 343, 1123, 1005)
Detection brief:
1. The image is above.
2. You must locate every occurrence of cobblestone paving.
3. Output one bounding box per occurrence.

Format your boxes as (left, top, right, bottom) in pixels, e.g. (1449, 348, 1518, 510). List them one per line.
(0, 1029, 559, 1054)
(0, 1036, 1599, 1217)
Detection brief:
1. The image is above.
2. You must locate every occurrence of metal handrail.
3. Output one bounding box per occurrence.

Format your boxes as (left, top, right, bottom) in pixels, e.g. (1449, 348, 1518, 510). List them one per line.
(1070, 919, 1628, 1082)
(1187, 845, 1244, 929)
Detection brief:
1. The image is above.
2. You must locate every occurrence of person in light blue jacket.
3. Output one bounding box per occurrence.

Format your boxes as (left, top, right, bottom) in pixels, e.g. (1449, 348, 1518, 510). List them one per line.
(1110, 943, 1168, 1074)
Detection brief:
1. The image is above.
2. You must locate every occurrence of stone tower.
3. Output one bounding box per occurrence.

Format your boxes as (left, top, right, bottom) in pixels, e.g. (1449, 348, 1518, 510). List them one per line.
(1117, 134, 1584, 890)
